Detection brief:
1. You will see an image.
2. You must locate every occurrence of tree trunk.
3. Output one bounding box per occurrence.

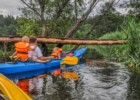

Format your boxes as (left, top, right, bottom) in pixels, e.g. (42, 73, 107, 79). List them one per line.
(39, 0, 46, 37)
(0, 37, 127, 45)
(40, 17, 46, 37)
(54, 0, 70, 19)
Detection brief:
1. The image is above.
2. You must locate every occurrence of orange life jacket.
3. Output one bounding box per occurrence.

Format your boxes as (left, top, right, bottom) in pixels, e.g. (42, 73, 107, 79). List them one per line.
(15, 42, 29, 61)
(51, 48, 62, 59)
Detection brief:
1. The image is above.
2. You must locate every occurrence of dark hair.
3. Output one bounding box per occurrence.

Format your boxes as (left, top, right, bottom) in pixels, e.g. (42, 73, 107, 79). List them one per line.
(30, 36, 37, 43)
(56, 44, 63, 48)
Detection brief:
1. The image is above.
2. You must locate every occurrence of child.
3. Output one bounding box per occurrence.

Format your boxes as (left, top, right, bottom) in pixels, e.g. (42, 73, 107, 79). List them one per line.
(50, 47, 62, 59)
(10, 36, 29, 61)
(28, 36, 51, 63)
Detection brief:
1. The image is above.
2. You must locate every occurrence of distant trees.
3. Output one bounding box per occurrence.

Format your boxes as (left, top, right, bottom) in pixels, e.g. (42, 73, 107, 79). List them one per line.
(0, 0, 127, 39)
(122, 0, 140, 19)
(19, 0, 112, 38)
(129, 0, 140, 15)
(89, 2, 125, 38)
(19, 0, 122, 39)
(0, 15, 17, 36)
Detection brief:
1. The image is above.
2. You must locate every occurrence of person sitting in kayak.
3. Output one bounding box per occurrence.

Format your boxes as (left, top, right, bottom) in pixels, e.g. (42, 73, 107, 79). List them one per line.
(66, 51, 74, 56)
(11, 36, 30, 61)
(50, 44, 63, 59)
(28, 36, 51, 63)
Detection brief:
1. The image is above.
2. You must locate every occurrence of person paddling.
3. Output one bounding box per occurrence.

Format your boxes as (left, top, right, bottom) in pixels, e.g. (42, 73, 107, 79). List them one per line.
(28, 36, 51, 63)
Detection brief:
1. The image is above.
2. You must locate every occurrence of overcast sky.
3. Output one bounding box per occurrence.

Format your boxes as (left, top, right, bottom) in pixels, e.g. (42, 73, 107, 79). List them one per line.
(0, 0, 129, 17)
(0, 0, 22, 17)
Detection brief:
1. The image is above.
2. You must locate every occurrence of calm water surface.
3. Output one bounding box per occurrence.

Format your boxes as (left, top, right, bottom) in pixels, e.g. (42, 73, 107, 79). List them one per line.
(21, 60, 140, 100)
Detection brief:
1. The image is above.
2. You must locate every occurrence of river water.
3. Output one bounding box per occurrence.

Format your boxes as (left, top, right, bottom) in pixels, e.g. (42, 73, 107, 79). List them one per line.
(15, 49, 140, 100)
(22, 60, 139, 100)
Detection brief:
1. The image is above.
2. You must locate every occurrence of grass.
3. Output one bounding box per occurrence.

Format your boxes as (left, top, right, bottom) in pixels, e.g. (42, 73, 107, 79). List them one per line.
(93, 17, 140, 72)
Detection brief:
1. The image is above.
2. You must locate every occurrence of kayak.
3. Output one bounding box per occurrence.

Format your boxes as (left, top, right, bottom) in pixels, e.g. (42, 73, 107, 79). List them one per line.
(0, 47, 87, 80)
(0, 74, 32, 100)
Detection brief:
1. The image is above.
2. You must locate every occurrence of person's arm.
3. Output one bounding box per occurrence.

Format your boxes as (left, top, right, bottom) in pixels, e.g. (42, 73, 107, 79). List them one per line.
(10, 51, 17, 59)
(11, 51, 17, 56)
(35, 46, 51, 62)
(40, 56, 53, 60)
(35, 59, 48, 63)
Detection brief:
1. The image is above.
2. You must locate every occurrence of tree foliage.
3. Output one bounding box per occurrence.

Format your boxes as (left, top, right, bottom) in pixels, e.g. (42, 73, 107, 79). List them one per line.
(0, 15, 17, 36)
(90, 2, 125, 38)
(18, 0, 98, 37)
(122, 0, 140, 18)
(16, 18, 39, 36)
(17, 0, 128, 40)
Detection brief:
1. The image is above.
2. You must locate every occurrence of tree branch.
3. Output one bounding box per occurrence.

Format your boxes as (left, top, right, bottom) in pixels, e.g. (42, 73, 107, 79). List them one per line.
(54, 0, 70, 19)
(64, 0, 99, 38)
(72, 0, 116, 50)
(84, 0, 116, 39)
(21, 0, 41, 17)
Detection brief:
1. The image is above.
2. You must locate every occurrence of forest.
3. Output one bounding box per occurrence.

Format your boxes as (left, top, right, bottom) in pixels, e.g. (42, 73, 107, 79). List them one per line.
(0, 0, 140, 71)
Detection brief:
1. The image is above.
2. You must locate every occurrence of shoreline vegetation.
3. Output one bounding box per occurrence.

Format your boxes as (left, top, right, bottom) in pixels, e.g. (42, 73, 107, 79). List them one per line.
(92, 18, 140, 73)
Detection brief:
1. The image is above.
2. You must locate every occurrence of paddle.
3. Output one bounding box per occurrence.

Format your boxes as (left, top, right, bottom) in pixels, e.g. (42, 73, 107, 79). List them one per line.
(60, 56, 78, 70)
(62, 56, 78, 65)
(52, 56, 79, 80)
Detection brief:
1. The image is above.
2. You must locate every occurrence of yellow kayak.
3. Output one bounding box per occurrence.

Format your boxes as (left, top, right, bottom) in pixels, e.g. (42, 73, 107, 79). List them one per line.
(0, 74, 32, 100)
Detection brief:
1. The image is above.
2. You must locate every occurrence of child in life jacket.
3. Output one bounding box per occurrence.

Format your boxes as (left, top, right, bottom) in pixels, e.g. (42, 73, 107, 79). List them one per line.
(50, 44, 63, 59)
(50, 47, 62, 59)
(11, 36, 29, 61)
(28, 36, 51, 63)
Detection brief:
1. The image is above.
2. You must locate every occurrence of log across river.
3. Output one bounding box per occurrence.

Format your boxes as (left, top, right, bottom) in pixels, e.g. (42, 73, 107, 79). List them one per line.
(0, 37, 127, 45)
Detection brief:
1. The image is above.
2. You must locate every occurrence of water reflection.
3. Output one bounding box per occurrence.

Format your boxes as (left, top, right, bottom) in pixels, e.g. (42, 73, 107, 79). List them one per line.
(77, 62, 130, 100)
(127, 73, 140, 100)
(17, 61, 132, 100)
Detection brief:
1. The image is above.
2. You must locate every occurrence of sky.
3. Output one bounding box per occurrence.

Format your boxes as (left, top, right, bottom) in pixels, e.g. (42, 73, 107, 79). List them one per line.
(0, 0, 129, 17)
(0, 0, 22, 17)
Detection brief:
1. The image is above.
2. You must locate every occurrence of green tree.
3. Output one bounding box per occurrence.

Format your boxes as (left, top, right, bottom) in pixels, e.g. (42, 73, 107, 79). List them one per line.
(16, 18, 39, 36)
(90, 2, 125, 38)
(19, 0, 101, 38)
(0, 15, 17, 36)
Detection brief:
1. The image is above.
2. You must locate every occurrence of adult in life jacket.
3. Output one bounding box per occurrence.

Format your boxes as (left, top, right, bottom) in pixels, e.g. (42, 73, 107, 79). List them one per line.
(11, 36, 29, 61)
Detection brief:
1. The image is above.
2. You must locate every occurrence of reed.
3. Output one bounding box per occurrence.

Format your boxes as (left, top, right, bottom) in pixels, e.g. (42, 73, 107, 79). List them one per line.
(94, 17, 140, 72)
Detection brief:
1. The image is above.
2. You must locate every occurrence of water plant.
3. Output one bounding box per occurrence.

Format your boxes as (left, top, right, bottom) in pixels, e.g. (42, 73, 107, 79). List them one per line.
(94, 17, 140, 72)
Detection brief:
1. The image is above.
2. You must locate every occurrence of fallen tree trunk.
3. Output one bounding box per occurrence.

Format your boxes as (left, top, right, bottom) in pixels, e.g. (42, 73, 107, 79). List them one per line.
(0, 37, 127, 45)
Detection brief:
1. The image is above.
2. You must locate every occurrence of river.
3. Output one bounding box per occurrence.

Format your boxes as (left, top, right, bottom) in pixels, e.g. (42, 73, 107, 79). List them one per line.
(14, 49, 140, 100)
(20, 60, 139, 100)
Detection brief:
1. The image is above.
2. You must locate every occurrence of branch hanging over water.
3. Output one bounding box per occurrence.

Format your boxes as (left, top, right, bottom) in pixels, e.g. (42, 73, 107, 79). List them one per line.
(0, 37, 127, 45)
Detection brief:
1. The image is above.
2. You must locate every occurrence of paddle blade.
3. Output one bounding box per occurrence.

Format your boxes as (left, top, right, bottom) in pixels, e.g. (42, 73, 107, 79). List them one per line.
(62, 56, 78, 65)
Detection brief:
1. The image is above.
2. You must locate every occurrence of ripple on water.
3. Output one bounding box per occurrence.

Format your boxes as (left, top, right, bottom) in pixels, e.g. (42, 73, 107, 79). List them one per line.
(30, 62, 130, 100)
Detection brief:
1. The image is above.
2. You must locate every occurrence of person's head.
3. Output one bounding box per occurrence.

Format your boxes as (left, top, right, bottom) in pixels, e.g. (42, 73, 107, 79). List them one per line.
(30, 36, 37, 44)
(53, 47, 59, 51)
(22, 36, 29, 43)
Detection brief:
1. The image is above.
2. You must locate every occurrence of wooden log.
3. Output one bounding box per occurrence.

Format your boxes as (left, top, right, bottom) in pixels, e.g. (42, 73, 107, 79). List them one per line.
(0, 37, 127, 45)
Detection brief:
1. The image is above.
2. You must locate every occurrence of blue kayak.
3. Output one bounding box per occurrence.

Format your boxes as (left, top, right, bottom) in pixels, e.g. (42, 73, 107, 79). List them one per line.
(0, 47, 87, 80)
